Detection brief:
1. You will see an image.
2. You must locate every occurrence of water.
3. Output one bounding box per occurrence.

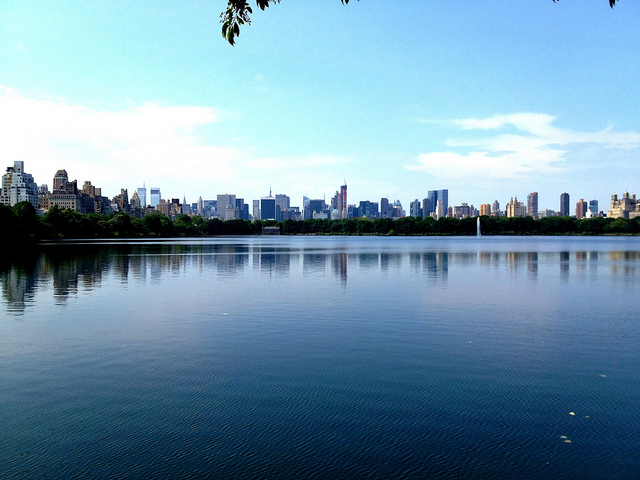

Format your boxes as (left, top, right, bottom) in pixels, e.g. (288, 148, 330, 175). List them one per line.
(1, 236, 639, 479)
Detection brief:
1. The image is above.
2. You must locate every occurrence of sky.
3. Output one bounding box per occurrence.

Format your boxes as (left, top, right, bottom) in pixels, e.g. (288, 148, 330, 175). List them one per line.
(1, 0, 639, 212)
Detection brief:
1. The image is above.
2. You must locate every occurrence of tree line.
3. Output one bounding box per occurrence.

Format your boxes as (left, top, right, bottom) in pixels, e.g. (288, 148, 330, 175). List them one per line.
(3, 201, 640, 246)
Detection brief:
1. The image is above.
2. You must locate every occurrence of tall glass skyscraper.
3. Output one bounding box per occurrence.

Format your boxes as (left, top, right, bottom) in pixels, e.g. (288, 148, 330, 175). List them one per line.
(150, 188, 161, 208)
(261, 196, 276, 220)
(427, 189, 448, 216)
(560, 192, 570, 217)
(527, 192, 538, 218)
(137, 187, 147, 208)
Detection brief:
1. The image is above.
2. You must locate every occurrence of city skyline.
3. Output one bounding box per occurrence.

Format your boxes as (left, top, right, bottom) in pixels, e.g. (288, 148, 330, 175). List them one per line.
(1, 2, 639, 210)
(6, 159, 635, 221)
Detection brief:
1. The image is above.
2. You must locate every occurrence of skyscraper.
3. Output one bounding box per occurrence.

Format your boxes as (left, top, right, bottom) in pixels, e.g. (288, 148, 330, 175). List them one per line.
(560, 192, 570, 216)
(260, 195, 276, 220)
(218, 194, 238, 220)
(0, 161, 38, 208)
(380, 197, 389, 218)
(236, 198, 249, 220)
(339, 183, 347, 219)
(303, 197, 326, 220)
(275, 194, 290, 221)
(302, 196, 310, 220)
(428, 189, 448, 217)
(527, 192, 538, 218)
(410, 199, 422, 218)
(358, 201, 378, 219)
(422, 198, 431, 217)
(576, 198, 587, 220)
(137, 186, 147, 208)
(588, 200, 599, 215)
(150, 188, 161, 208)
(307, 199, 325, 219)
(53, 169, 68, 191)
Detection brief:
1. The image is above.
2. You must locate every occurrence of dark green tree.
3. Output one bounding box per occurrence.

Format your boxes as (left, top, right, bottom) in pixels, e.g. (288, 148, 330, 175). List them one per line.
(0, 203, 18, 244)
(174, 214, 198, 236)
(12, 201, 39, 241)
(143, 213, 175, 236)
(374, 217, 393, 235)
(355, 217, 374, 235)
(107, 212, 135, 237)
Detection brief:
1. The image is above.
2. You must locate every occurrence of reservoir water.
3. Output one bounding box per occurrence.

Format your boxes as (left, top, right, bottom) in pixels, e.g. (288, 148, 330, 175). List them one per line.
(1, 236, 639, 479)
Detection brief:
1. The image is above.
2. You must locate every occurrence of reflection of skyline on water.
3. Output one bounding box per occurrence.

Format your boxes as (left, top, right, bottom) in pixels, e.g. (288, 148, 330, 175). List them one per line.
(2, 241, 640, 315)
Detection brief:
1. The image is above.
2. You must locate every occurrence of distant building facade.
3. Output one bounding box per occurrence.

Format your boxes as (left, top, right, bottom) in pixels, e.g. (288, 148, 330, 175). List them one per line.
(527, 192, 538, 218)
(0, 161, 38, 208)
(260, 195, 276, 221)
(453, 203, 472, 219)
(422, 198, 431, 218)
(607, 192, 639, 219)
(492, 200, 501, 216)
(53, 169, 68, 192)
(137, 186, 147, 207)
(538, 209, 557, 218)
(218, 194, 238, 220)
(275, 194, 290, 221)
(358, 201, 378, 219)
(575, 198, 587, 220)
(339, 184, 347, 219)
(428, 190, 448, 217)
(560, 192, 570, 217)
(506, 197, 527, 218)
(409, 199, 422, 218)
(305, 198, 326, 220)
(40, 171, 111, 215)
(149, 188, 162, 208)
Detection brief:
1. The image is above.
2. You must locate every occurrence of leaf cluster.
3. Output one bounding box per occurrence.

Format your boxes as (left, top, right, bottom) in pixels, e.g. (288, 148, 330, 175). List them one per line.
(553, 0, 617, 6)
(221, 0, 356, 45)
(221, 1, 617, 45)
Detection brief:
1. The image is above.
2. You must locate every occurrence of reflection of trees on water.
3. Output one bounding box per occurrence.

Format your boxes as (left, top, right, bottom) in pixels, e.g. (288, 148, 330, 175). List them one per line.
(0, 256, 39, 314)
(3, 244, 640, 314)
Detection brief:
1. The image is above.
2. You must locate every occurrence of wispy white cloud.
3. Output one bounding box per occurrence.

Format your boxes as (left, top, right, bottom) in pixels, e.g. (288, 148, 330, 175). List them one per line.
(406, 113, 640, 180)
(0, 87, 356, 202)
(0, 86, 241, 193)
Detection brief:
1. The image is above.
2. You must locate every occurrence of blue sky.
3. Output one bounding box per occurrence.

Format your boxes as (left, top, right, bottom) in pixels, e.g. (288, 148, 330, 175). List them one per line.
(1, 1, 639, 212)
